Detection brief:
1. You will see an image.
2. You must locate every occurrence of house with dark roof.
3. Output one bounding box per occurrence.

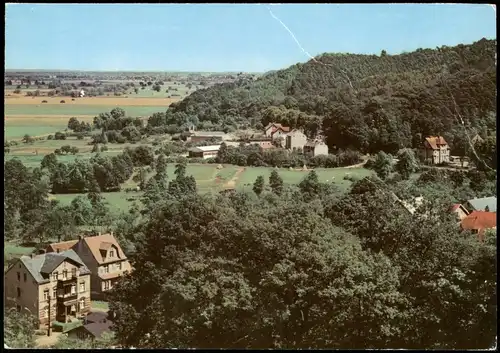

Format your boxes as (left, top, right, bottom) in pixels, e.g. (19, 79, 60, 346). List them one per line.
(47, 233, 132, 300)
(460, 211, 497, 241)
(65, 311, 114, 341)
(419, 136, 450, 165)
(4, 250, 92, 329)
(465, 196, 497, 213)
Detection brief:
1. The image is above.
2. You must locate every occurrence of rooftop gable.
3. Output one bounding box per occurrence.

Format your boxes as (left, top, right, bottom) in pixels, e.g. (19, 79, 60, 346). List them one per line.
(424, 136, 448, 150)
(461, 211, 497, 237)
(81, 233, 127, 265)
(19, 250, 89, 283)
(467, 196, 497, 212)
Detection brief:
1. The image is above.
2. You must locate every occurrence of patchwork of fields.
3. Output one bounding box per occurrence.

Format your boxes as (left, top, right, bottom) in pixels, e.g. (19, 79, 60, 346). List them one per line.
(4, 85, 184, 139)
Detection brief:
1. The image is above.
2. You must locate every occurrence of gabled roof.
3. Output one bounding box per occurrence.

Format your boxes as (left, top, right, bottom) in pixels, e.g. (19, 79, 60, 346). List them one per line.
(19, 250, 90, 284)
(99, 242, 113, 251)
(46, 240, 78, 253)
(84, 311, 109, 324)
(460, 211, 497, 238)
(467, 196, 497, 212)
(193, 131, 226, 137)
(189, 145, 221, 153)
(424, 136, 448, 150)
(80, 233, 128, 265)
(304, 140, 326, 148)
(286, 129, 306, 136)
(67, 319, 113, 339)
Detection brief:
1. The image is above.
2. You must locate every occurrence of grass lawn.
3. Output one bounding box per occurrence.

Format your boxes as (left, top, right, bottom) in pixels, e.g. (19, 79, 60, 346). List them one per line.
(236, 167, 374, 192)
(5, 125, 68, 139)
(54, 191, 139, 214)
(5, 242, 36, 257)
(92, 301, 109, 311)
(5, 151, 125, 169)
(4, 105, 168, 117)
(4, 242, 36, 272)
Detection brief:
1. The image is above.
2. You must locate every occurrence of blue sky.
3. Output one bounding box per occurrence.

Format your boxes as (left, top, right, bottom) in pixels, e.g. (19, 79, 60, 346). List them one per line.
(5, 4, 496, 72)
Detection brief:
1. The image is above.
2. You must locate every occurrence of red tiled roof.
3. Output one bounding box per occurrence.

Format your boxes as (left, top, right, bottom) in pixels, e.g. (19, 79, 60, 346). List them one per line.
(460, 211, 497, 240)
(424, 136, 448, 150)
(451, 204, 461, 212)
(46, 240, 78, 253)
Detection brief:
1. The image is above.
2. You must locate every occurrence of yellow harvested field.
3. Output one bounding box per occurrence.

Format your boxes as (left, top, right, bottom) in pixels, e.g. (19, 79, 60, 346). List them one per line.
(5, 96, 179, 106)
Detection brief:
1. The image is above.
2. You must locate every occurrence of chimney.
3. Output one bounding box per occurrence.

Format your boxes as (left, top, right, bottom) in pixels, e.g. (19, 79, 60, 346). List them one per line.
(110, 231, 113, 237)
(31, 253, 35, 259)
(78, 235, 83, 241)
(56, 248, 60, 254)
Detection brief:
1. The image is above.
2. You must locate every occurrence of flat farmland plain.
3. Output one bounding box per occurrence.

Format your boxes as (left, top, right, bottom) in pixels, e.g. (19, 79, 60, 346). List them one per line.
(5, 96, 177, 106)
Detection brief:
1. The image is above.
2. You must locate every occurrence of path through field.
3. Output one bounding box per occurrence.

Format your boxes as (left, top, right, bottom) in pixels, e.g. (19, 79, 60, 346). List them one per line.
(224, 167, 246, 189)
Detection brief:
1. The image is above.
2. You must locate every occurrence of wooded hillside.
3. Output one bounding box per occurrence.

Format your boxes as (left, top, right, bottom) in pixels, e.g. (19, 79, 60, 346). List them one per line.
(151, 38, 496, 154)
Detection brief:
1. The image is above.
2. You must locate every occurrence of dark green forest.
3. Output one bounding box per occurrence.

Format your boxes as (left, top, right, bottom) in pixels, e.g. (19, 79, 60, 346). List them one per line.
(147, 38, 496, 154)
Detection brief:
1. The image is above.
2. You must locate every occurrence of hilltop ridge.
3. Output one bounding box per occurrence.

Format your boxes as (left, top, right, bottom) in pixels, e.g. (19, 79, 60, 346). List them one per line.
(151, 38, 496, 154)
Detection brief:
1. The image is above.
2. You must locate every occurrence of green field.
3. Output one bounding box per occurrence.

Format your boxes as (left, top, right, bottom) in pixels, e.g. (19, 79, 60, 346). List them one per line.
(5, 125, 70, 139)
(55, 192, 140, 214)
(236, 166, 373, 192)
(50, 165, 372, 214)
(5, 105, 168, 116)
(4, 242, 36, 271)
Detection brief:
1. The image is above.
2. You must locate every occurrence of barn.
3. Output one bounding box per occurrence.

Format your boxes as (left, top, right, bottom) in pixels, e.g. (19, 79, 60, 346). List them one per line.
(188, 145, 221, 159)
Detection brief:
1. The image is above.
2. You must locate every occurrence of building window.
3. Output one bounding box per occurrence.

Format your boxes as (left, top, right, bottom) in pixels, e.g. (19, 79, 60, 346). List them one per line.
(17, 272, 20, 281)
(104, 280, 110, 291)
(71, 285, 76, 295)
(72, 268, 77, 277)
(53, 272, 58, 281)
(117, 262, 122, 271)
(80, 282, 85, 293)
(43, 289, 49, 300)
(17, 287, 21, 298)
(53, 287, 57, 299)
(79, 298, 85, 310)
(43, 308, 49, 318)
(109, 250, 115, 258)
(63, 270, 68, 280)
(104, 265, 109, 274)
(23, 273, 27, 282)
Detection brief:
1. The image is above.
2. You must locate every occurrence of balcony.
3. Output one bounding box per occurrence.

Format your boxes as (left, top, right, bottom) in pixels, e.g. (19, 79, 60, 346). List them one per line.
(57, 274, 77, 283)
(57, 292, 78, 302)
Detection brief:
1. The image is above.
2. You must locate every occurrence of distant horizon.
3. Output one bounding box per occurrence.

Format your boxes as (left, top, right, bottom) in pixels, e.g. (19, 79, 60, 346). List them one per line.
(4, 37, 495, 74)
(5, 4, 496, 72)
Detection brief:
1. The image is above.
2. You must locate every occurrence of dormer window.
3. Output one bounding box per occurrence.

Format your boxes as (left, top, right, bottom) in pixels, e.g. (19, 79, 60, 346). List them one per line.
(63, 270, 68, 280)
(109, 250, 115, 258)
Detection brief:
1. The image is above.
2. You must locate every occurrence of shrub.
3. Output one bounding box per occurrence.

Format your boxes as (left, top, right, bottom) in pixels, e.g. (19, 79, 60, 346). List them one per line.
(343, 174, 360, 182)
(60, 100, 66, 104)
(54, 132, 67, 140)
(47, 135, 54, 140)
(41, 100, 48, 103)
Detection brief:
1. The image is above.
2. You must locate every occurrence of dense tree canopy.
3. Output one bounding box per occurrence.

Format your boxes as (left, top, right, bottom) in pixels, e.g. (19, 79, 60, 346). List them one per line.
(148, 39, 496, 155)
(107, 169, 496, 349)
